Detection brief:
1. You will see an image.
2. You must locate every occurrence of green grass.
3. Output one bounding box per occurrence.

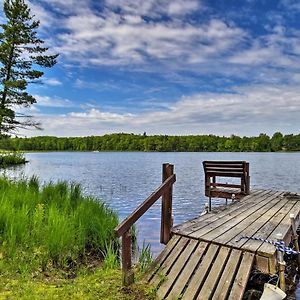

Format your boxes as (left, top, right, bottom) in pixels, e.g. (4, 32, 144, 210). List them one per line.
(0, 267, 156, 300)
(0, 151, 26, 168)
(0, 176, 119, 274)
(0, 177, 156, 299)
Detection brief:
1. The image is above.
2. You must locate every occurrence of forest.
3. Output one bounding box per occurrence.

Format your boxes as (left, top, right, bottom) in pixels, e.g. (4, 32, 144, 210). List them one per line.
(0, 132, 299, 152)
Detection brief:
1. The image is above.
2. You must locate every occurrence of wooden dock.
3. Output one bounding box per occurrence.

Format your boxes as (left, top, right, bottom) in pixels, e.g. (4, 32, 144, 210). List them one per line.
(145, 189, 300, 299)
(114, 164, 300, 299)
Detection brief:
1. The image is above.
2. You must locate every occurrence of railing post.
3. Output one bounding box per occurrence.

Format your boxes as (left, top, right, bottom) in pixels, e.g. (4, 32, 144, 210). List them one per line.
(161, 163, 174, 244)
(122, 229, 134, 286)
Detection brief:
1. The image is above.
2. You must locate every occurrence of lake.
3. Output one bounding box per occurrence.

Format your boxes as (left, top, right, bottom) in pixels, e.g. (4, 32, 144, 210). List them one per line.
(2, 151, 300, 254)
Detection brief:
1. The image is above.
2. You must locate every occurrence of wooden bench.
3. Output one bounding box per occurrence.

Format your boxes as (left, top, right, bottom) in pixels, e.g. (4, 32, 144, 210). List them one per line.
(203, 161, 250, 211)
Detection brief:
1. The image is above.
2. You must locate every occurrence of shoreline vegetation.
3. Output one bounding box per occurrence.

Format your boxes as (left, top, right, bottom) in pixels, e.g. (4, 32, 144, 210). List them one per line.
(0, 151, 26, 168)
(0, 177, 154, 299)
(0, 132, 299, 152)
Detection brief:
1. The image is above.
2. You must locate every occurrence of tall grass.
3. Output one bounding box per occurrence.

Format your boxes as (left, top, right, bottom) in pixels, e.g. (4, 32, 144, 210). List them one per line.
(0, 151, 26, 167)
(0, 176, 119, 273)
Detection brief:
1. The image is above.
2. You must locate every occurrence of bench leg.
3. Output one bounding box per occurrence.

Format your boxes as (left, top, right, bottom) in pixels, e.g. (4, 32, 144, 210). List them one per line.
(209, 197, 212, 211)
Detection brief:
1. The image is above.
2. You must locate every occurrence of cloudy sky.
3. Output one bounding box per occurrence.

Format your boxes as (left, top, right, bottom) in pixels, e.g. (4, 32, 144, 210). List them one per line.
(1, 0, 300, 136)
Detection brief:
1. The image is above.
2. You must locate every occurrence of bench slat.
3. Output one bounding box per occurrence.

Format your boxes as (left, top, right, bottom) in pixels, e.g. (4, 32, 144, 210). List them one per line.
(210, 183, 242, 189)
(206, 167, 244, 173)
(207, 171, 245, 178)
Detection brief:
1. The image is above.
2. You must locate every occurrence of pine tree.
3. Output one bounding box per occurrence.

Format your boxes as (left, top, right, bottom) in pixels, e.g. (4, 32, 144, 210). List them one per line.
(0, 0, 58, 136)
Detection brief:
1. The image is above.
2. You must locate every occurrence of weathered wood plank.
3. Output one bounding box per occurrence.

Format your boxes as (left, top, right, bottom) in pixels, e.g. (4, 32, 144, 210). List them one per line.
(196, 246, 231, 300)
(215, 191, 285, 246)
(156, 239, 198, 299)
(172, 190, 265, 235)
(258, 199, 300, 256)
(181, 244, 219, 300)
(145, 235, 180, 282)
(228, 252, 254, 300)
(191, 190, 278, 239)
(166, 241, 208, 300)
(212, 249, 242, 300)
(242, 196, 295, 253)
(181, 190, 270, 236)
(150, 237, 190, 287)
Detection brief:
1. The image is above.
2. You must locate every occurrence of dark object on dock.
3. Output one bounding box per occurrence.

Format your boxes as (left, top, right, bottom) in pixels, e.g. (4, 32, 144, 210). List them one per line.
(203, 160, 250, 211)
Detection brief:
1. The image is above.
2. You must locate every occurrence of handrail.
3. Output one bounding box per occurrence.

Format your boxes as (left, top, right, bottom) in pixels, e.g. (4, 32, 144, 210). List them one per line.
(115, 173, 176, 237)
(114, 163, 176, 286)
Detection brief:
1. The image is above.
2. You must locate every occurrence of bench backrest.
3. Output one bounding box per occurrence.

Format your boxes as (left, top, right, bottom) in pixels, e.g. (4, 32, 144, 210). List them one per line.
(203, 160, 250, 194)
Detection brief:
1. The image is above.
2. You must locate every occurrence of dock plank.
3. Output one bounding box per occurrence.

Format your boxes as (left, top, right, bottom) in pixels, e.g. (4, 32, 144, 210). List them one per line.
(156, 238, 198, 299)
(166, 241, 208, 299)
(212, 249, 242, 300)
(228, 252, 254, 300)
(214, 191, 284, 246)
(191, 190, 278, 239)
(150, 237, 189, 287)
(173, 190, 268, 236)
(242, 197, 295, 253)
(145, 235, 180, 282)
(196, 246, 231, 300)
(258, 199, 300, 256)
(181, 244, 219, 300)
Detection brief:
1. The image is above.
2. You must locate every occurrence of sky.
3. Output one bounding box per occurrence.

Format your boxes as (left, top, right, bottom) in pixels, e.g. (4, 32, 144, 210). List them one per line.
(1, 0, 300, 137)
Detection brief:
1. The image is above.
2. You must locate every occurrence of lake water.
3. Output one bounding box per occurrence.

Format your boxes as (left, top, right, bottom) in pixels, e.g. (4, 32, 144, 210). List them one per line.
(2, 152, 300, 254)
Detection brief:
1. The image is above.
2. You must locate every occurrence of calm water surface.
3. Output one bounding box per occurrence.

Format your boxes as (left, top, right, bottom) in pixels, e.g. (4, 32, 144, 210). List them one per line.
(3, 152, 300, 254)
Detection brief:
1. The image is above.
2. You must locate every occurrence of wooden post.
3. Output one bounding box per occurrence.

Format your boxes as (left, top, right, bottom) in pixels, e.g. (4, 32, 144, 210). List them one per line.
(122, 229, 134, 286)
(276, 233, 286, 292)
(161, 163, 174, 244)
(290, 214, 300, 267)
(246, 163, 250, 194)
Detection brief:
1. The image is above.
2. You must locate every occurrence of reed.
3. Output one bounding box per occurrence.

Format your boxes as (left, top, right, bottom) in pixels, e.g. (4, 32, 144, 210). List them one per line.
(0, 176, 119, 273)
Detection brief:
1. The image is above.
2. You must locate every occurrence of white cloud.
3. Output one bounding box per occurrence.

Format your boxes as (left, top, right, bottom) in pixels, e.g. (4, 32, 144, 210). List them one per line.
(44, 78, 63, 86)
(25, 0, 300, 86)
(21, 83, 300, 136)
(53, 13, 245, 66)
(106, 0, 201, 18)
(228, 26, 300, 68)
(34, 95, 73, 108)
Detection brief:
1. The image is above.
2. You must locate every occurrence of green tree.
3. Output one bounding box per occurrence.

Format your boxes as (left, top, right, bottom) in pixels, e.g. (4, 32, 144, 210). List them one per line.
(271, 132, 283, 152)
(0, 0, 58, 136)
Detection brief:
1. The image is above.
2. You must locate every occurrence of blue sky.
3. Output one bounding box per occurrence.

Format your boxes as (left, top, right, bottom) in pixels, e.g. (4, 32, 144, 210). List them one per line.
(1, 0, 300, 136)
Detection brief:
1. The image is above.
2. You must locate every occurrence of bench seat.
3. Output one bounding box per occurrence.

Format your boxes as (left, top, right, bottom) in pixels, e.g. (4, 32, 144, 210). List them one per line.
(203, 160, 250, 210)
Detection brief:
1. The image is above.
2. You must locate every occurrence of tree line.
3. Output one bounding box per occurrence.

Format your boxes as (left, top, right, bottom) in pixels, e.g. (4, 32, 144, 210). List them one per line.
(0, 132, 299, 152)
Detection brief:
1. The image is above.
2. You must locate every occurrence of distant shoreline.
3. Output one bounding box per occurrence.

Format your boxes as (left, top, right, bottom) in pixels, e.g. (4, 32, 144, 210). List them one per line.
(0, 132, 299, 152)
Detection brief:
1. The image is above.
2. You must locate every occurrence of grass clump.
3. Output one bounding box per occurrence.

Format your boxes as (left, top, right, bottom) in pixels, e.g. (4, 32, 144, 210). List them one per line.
(0, 151, 26, 168)
(0, 176, 119, 274)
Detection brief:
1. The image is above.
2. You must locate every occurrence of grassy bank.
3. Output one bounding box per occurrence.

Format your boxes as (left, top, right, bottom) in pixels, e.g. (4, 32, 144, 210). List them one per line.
(0, 151, 26, 168)
(0, 177, 154, 299)
(0, 176, 119, 273)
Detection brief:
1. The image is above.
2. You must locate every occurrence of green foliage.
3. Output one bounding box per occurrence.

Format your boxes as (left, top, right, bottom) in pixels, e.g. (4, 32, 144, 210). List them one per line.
(102, 243, 119, 270)
(137, 242, 153, 273)
(0, 176, 119, 273)
(0, 132, 300, 152)
(0, 0, 58, 136)
(0, 150, 25, 167)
